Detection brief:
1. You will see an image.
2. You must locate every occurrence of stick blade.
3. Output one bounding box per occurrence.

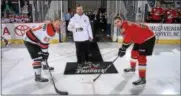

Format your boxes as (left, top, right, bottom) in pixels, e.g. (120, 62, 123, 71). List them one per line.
(93, 78, 97, 82)
(55, 88, 69, 95)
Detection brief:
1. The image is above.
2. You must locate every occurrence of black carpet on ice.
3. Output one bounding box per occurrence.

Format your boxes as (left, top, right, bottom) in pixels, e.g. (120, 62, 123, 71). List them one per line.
(64, 41, 118, 75)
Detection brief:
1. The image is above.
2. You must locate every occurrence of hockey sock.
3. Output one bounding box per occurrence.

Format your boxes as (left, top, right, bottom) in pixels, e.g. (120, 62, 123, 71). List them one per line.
(130, 58, 137, 69)
(42, 61, 46, 66)
(130, 50, 139, 68)
(32, 61, 41, 75)
(138, 55, 147, 78)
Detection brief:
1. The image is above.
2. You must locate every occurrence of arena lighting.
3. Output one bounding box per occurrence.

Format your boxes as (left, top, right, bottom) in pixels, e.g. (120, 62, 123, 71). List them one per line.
(161, 89, 178, 95)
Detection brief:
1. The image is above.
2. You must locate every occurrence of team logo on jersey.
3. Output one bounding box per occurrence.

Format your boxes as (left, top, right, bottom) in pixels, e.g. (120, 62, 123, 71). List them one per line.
(14, 25, 30, 36)
(44, 36, 50, 42)
(84, 20, 87, 23)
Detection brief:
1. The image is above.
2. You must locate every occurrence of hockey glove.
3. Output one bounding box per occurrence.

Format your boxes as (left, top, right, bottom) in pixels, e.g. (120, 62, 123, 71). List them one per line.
(42, 52, 49, 60)
(118, 42, 132, 57)
(118, 47, 126, 57)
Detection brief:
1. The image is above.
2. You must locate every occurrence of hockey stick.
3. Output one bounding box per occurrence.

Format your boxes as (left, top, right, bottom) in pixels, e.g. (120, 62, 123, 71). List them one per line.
(93, 56, 119, 82)
(45, 60, 68, 95)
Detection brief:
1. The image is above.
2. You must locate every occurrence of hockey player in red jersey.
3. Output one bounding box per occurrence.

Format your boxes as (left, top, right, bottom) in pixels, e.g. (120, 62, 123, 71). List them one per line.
(150, 2, 164, 23)
(114, 16, 156, 85)
(23, 19, 61, 82)
(165, 5, 177, 23)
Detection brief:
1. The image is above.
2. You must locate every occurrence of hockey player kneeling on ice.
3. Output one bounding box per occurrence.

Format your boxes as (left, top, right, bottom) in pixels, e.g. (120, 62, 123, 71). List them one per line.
(114, 16, 156, 85)
(23, 19, 61, 82)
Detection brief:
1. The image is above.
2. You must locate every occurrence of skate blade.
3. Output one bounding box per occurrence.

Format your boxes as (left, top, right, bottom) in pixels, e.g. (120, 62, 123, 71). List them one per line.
(132, 83, 146, 87)
(43, 68, 55, 71)
(124, 71, 136, 73)
(34, 81, 49, 84)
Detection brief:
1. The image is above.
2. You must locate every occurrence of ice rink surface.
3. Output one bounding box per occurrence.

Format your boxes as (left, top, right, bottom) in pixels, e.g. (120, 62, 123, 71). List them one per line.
(1, 43, 180, 95)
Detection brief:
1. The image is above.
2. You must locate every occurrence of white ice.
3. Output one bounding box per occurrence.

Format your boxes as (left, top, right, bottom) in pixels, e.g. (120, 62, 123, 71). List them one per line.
(1, 43, 180, 95)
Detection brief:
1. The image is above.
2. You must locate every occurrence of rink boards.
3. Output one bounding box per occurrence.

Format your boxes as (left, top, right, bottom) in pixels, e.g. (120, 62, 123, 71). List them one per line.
(114, 23, 181, 44)
(1, 22, 66, 44)
(1, 23, 181, 44)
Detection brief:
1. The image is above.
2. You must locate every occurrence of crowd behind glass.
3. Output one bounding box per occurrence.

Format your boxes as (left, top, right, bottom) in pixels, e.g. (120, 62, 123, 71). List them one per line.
(1, 0, 31, 23)
(1, 0, 181, 24)
(145, 1, 181, 23)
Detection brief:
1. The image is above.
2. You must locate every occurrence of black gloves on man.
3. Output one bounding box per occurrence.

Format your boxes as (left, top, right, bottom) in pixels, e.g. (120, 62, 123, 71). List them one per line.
(41, 52, 55, 71)
(118, 42, 132, 57)
(118, 47, 126, 57)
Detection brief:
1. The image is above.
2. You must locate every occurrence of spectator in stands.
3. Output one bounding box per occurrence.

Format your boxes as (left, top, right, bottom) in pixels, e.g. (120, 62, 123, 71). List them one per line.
(9, 14, 15, 23)
(126, 6, 136, 22)
(87, 11, 91, 19)
(91, 11, 97, 38)
(89, 11, 95, 33)
(3, 15, 10, 23)
(99, 13, 105, 32)
(175, 7, 181, 23)
(64, 9, 72, 35)
(150, 2, 164, 23)
(164, 5, 171, 22)
(164, 5, 177, 23)
(70, 11, 74, 18)
(21, 1, 29, 15)
(15, 14, 22, 23)
(23, 14, 30, 23)
(2, 0, 14, 16)
(102, 12, 107, 32)
(89, 11, 95, 21)
(93, 11, 100, 38)
(106, 12, 113, 38)
(2, 16, 5, 23)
